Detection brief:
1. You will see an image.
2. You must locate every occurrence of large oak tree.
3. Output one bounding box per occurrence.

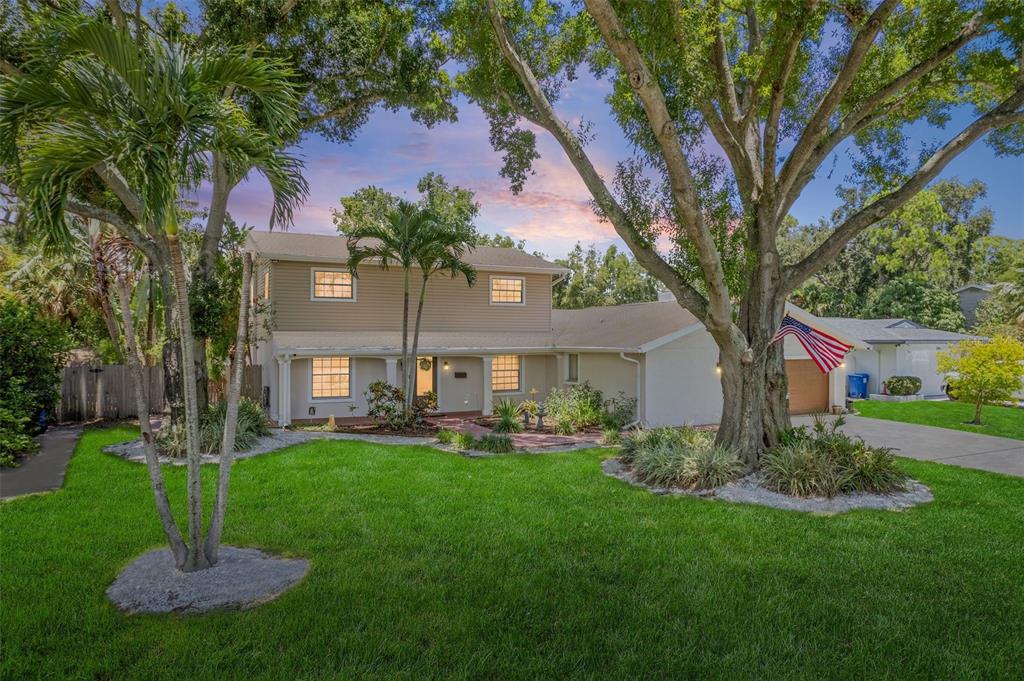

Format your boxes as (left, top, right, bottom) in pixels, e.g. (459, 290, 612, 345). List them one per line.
(445, 0, 1024, 464)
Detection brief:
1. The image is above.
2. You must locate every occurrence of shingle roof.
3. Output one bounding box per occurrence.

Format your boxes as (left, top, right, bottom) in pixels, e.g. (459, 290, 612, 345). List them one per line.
(247, 230, 569, 274)
(273, 330, 556, 354)
(553, 301, 700, 350)
(820, 318, 979, 344)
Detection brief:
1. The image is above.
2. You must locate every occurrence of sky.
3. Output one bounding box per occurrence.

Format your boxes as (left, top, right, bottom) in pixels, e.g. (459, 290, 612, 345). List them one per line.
(206, 62, 1024, 260)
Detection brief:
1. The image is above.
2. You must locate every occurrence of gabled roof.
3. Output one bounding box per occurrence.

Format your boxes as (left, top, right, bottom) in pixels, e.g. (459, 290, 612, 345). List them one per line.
(553, 301, 701, 352)
(247, 230, 569, 274)
(820, 317, 979, 344)
(953, 283, 995, 293)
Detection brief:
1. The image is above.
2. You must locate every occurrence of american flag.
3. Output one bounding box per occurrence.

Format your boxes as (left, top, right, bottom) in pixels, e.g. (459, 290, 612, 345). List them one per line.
(772, 314, 852, 373)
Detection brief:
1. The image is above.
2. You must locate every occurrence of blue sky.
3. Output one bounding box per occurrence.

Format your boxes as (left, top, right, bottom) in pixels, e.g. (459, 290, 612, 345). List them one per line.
(209, 60, 1024, 260)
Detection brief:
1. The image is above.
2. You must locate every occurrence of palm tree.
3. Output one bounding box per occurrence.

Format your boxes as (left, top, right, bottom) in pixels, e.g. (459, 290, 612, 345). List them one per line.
(345, 202, 476, 415)
(0, 20, 307, 571)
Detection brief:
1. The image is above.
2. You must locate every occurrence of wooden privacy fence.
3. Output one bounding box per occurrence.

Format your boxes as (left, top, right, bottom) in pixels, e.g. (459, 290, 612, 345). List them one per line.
(56, 364, 262, 423)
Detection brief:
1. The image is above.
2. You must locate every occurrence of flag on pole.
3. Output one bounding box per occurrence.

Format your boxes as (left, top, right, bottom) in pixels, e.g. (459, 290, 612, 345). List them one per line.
(772, 314, 852, 373)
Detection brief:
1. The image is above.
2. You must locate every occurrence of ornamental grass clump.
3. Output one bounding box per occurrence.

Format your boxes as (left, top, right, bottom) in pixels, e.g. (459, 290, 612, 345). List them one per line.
(763, 417, 908, 497)
(436, 428, 456, 445)
(493, 399, 523, 433)
(454, 432, 476, 450)
(621, 426, 741, 490)
(201, 398, 271, 454)
(476, 433, 515, 453)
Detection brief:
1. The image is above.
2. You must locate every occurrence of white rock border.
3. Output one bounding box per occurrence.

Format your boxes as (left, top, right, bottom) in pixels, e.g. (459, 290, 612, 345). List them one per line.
(602, 458, 933, 515)
(103, 428, 610, 464)
(107, 546, 309, 615)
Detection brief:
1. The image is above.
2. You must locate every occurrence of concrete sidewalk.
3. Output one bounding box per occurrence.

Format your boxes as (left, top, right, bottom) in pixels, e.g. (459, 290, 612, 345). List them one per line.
(793, 415, 1023, 478)
(0, 425, 83, 500)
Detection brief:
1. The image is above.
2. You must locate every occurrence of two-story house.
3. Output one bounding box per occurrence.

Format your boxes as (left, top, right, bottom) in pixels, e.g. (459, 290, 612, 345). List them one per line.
(249, 231, 859, 427)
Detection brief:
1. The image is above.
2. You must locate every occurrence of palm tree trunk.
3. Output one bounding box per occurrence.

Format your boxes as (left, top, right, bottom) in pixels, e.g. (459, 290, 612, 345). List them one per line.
(167, 230, 209, 572)
(204, 251, 252, 563)
(408, 277, 428, 411)
(113, 277, 188, 567)
(401, 269, 411, 416)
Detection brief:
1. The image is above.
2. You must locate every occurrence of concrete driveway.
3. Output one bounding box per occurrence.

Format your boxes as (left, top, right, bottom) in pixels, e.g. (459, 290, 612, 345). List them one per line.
(793, 415, 1024, 478)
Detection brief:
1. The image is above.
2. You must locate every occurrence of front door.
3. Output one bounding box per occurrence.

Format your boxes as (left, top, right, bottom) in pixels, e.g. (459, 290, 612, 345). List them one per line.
(415, 356, 436, 396)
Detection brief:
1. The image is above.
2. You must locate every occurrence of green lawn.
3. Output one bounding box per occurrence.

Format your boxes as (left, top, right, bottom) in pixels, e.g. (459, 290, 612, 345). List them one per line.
(855, 399, 1024, 440)
(2, 428, 1023, 679)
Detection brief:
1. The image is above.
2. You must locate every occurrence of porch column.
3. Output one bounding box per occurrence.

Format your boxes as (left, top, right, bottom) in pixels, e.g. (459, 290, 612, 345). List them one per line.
(481, 356, 493, 416)
(385, 357, 398, 387)
(277, 354, 292, 427)
(830, 358, 848, 412)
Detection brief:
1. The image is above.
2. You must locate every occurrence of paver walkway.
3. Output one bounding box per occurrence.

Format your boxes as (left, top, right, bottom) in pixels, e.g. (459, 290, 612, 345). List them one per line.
(0, 425, 83, 500)
(793, 414, 1024, 478)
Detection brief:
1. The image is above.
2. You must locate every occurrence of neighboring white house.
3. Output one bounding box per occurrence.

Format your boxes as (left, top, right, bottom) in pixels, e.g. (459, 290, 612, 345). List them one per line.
(821, 318, 978, 397)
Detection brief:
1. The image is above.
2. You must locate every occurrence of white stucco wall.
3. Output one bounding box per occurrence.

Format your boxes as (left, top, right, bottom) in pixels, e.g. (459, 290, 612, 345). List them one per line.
(643, 330, 722, 426)
(576, 352, 641, 409)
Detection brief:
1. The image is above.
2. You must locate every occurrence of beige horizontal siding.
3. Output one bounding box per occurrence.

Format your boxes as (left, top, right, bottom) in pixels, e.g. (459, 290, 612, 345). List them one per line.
(270, 261, 553, 333)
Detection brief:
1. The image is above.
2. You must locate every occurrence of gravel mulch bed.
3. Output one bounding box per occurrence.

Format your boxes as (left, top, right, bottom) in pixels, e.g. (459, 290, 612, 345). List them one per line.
(602, 458, 933, 515)
(107, 546, 308, 614)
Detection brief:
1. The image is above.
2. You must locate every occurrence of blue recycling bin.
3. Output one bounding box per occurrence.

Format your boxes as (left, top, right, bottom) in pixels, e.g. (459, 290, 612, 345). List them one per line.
(847, 373, 869, 399)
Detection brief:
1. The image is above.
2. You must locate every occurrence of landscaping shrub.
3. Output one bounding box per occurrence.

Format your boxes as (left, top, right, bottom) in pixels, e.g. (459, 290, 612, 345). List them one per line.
(554, 418, 575, 435)
(0, 299, 70, 465)
(493, 399, 523, 433)
(200, 398, 271, 454)
(454, 432, 476, 450)
(519, 399, 540, 417)
(601, 391, 637, 429)
(436, 428, 456, 445)
(621, 426, 741, 489)
(365, 381, 407, 429)
(763, 417, 908, 497)
(413, 390, 438, 421)
(544, 382, 604, 432)
(884, 375, 922, 396)
(601, 428, 622, 445)
(476, 433, 515, 453)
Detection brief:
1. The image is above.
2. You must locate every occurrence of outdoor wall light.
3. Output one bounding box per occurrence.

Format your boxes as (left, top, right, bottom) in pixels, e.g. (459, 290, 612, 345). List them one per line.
(443, 361, 450, 370)
(715, 362, 721, 375)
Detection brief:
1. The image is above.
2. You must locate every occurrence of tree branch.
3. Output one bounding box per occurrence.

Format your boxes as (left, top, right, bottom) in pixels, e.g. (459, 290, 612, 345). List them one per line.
(782, 88, 1024, 291)
(65, 198, 162, 265)
(777, 0, 900, 206)
(584, 0, 734, 329)
(482, 0, 709, 321)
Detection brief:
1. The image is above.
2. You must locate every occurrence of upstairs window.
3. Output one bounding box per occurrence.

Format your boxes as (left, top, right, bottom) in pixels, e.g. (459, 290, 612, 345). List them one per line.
(490, 276, 524, 305)
(312, 269, 354, 300)
(491, 355, 521, 393)
(312, 357, 350, 399)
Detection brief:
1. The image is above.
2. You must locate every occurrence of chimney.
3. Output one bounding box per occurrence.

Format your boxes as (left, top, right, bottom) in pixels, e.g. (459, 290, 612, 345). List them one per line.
(658, 290, 675, 302)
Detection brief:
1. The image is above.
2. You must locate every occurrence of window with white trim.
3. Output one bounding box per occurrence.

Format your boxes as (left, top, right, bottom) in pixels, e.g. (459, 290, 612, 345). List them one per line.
(312, 270, 354, 299)
(311, 357, 351, 399)
(490, 276, 524, 304)
(491, 355, 521, 392)
(567, 354, 579, 383)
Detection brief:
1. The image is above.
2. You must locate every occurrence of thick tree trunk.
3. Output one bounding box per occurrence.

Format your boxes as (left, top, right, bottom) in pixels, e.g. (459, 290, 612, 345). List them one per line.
(160, 269, 185, 423)
(204, 252, 252, 564)
(972, 400, 983, 425)
(113, 278, 188, 567)
(167, 231, 210, 572)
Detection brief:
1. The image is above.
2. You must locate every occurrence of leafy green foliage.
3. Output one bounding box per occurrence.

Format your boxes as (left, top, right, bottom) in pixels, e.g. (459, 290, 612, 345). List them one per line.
(553, 244, 659, 309)
(622, 426, 742, 490)
(435, 428, 457, 445)
(200, 398, 271, 455)
(883, 376, 922, 397)
(764, 418, 907, 497)
(492, 399, 523, 433)
(938, 337, 1024, 425)
(600, 428, 622, 446)
(365, 381, 409, 430)
(0, 298, 70, 464)
(865, 277, 966, 332)
(476, 433, 515, 453)
(454, 431, 476, 450)
(601, 391, 637, 430)
(543, 382, 604, 432)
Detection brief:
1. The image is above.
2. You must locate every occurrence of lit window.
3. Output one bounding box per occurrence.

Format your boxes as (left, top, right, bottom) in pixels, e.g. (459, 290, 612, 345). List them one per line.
(312, 270, 354, 299)
(312, 357, 350, 399)
(263, 271, 270, 300)
(491, 355, 521, 392)
(490, 276, 524, 304)
(567, 354, 579, 383)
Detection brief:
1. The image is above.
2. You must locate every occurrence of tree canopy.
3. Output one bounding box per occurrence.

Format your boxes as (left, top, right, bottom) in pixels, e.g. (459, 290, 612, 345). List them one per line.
(553, 243, 660, 309)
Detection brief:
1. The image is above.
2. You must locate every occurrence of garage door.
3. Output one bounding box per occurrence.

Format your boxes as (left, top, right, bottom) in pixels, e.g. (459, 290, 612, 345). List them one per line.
(785, 360, 828, 414)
